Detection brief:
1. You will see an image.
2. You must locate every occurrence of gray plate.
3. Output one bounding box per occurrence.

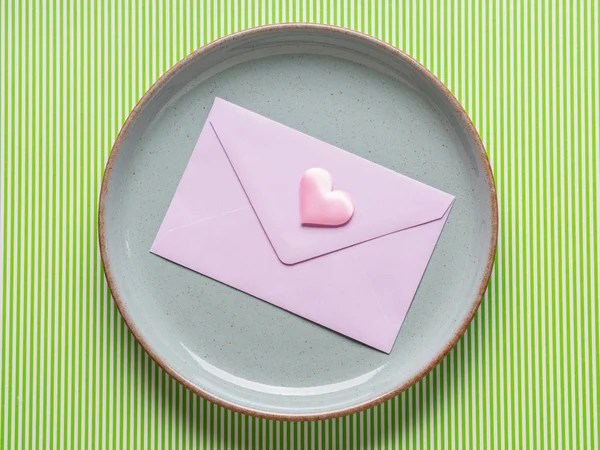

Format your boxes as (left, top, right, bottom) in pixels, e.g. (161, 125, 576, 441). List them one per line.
(99, 24, 497, 420)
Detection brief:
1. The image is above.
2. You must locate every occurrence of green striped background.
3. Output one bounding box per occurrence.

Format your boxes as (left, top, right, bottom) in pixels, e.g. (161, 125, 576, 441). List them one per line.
(1, 1, 598, 448)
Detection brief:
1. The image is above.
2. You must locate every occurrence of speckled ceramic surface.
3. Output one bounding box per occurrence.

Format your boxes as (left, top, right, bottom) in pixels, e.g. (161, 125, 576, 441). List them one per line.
(99, 25, 497, 420)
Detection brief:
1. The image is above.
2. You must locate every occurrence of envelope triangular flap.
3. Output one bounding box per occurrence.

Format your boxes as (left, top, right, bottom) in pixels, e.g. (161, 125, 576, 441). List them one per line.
(208, 98, 454, 265)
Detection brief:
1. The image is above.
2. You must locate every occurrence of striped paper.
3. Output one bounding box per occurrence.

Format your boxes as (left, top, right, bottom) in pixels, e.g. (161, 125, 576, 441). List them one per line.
(1, 1, 598, 449)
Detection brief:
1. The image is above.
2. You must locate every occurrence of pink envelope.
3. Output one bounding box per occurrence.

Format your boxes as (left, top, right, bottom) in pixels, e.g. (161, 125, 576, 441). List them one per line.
(151, 98, 455, 353)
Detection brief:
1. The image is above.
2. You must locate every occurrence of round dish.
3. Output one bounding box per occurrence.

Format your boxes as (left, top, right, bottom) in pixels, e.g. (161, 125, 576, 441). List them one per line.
(99, 24, 497, 420)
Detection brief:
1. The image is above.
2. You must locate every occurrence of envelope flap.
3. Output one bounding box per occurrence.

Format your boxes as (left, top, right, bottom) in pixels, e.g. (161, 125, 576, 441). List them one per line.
(209, 98, 455, 265)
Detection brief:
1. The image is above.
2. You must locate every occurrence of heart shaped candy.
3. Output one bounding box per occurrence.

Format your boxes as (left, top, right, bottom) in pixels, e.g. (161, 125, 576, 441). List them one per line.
(299, 168, 354, 227)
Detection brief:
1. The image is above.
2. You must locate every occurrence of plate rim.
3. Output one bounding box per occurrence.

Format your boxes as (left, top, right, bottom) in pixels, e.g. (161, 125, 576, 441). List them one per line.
(98, 23, 498, 421)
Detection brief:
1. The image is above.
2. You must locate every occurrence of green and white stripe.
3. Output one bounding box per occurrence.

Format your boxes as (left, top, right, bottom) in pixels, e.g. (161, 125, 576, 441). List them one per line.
(1, 1, 598, 448)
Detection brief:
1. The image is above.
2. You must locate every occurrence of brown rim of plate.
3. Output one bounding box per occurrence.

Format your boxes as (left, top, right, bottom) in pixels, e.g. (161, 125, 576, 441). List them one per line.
(98, 23, 498, 422)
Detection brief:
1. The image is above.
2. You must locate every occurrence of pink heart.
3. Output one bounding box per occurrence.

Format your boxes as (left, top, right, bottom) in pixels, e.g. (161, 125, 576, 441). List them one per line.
(299, 168, 354, 227)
